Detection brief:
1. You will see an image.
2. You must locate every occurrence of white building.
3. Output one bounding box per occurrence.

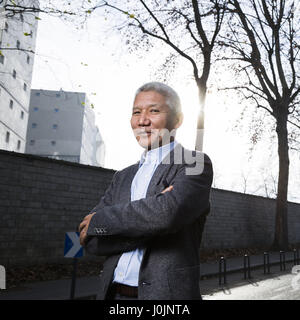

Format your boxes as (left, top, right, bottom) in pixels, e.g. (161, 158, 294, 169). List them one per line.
(26, 89, 105, 167)
(0, 0, 39, 153)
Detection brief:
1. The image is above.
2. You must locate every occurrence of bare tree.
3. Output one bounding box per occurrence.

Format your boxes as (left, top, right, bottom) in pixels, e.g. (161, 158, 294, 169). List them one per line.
(1, 0, 83, 18)
(240, 170, 249, 193)
(257, 167, 278, 198)
(91, 0, 227, 151)
(1, 1, 228, 151)
(219, 0, 300, 249)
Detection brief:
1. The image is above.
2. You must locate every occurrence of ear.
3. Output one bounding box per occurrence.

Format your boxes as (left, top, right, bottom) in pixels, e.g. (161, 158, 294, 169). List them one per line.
(174, 112, 183, 129)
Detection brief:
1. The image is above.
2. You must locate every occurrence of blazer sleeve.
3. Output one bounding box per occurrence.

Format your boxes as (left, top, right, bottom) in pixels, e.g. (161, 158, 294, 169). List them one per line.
(86, 153, 213, 239)
(83, 170, 150, 255)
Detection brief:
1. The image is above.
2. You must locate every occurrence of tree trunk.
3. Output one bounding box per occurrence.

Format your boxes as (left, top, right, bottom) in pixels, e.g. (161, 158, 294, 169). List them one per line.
(272, 109, 289, 250)
(195, 80, 207, 151)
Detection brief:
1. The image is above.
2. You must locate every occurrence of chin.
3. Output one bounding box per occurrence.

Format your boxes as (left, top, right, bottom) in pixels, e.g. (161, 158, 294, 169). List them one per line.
(136, 137, 150, 149)
(136, 136, 159, 150)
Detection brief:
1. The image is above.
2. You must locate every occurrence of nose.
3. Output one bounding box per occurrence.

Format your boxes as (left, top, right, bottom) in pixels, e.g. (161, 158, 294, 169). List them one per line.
(138, 110, 150, 126)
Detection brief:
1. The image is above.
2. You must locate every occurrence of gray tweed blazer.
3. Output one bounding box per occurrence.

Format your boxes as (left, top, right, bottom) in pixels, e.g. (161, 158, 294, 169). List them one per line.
(84, 143, 213, 300)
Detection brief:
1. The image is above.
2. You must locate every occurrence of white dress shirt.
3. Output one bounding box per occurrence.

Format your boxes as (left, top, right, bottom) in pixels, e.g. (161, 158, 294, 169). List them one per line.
(112, 140, 177, 286)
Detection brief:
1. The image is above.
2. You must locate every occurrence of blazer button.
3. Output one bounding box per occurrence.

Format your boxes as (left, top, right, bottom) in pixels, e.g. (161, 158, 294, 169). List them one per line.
(141, 281, 151, 286)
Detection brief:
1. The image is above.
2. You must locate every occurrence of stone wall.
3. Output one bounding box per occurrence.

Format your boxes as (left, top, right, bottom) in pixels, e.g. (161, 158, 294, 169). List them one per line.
(0, 150, 114, 267)
(202, 189, 300, 249)
(0, 150, 299, 267)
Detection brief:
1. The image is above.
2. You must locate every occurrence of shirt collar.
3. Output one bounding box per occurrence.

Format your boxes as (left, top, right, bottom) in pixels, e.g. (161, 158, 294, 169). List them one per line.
(139, 140, 178, 167)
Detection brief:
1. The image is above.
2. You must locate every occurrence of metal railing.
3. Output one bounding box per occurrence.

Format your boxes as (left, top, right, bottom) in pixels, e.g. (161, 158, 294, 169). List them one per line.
(214, 248, 300, 286)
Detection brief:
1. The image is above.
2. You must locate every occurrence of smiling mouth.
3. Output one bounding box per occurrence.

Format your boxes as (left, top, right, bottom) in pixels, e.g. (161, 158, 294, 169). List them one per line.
(139, 132, 151, 135)
(137, 130, 153, 136)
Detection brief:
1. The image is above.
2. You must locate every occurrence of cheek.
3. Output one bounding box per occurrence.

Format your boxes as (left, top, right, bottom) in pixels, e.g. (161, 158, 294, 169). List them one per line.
(130, 117, 136, 129)
(151, 115, 168, 129)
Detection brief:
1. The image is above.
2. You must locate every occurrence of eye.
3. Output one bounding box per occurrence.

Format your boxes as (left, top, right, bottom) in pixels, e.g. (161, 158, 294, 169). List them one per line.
(150, 109, 160, 113)
(132, 110, 140, 115)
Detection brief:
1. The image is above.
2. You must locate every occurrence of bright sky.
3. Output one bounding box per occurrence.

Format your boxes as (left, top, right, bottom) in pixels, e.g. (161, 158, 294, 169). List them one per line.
(31, 10, 300, 203)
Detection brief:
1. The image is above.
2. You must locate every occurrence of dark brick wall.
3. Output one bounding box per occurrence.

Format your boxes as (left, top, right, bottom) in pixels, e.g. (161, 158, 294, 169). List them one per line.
(202, 189, 300, 249)
(0, 150, 114, 267)
(0, 150, 299, 266)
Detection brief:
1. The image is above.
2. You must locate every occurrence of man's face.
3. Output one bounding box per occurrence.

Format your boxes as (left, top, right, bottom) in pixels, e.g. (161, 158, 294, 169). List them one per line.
(131, 90, 181, 150)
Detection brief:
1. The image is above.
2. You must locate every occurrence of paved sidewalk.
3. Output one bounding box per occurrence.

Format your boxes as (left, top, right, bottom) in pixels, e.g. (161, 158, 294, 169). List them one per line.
(0, 275, 101, 300)
(0, 251, 298, 300)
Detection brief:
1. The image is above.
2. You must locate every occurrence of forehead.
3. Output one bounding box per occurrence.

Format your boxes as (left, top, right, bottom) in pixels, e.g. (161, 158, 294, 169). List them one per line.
(133, 90, 168, 108)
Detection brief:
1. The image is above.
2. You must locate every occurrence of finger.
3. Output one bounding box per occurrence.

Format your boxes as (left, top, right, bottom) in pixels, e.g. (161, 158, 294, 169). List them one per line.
(80, 227, 87, 246)
(79, 220, 87, 233)
(78, 213, 93, 232)
(161, 185, 173, 194)
(79, 212, 96, 237)
(161, 187, 169, 194)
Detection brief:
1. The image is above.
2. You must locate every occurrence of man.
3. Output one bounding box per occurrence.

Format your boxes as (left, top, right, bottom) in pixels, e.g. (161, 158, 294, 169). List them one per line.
(79, 82, 213, 300)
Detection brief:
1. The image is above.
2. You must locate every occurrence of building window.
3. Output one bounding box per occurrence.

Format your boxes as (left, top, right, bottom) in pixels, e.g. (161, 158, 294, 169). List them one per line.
(20, 14, 24, 22)
(9, 100, 13, 109)
(20, 111, 24, 119)
(16, 40, 20, 49)
(32, 123, 37, 128)
(56, 93, 60, 98)
(23, 83, 27, 91)
(5, 132, 10, 143)
(52, 124, 58, 129)
(35, 92, 40, 96)
(17, 140, 21, 150)
(4, 22, 8, 32)
(12, 69, 16, 79)
(30, 140, 35, 146)
(51, 141, 56, 146)
(27, 55, 30, 64)
(33, 107, 39, 111)
(0, 55, 4, 64)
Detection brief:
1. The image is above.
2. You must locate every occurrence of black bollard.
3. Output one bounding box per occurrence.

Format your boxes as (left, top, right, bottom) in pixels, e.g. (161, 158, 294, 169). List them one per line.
(263, 252, 270, 274)
(279, 251, 286, 271)
(243, 254, 251, 279)
(293, 249, 299, 266)
(219, 256, 227, 285)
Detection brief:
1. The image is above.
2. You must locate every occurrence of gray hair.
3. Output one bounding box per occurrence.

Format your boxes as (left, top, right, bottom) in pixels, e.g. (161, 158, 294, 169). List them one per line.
(134, 82, 182, 115)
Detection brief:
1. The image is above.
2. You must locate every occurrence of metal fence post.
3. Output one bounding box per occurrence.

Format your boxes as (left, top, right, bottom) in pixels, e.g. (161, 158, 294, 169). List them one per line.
(293, 249, 299, 266)
(243, 254, 251, 279)
(263, 252, 270, 274)
(279, 251, 286, 271)
(219, 256, 227, 285)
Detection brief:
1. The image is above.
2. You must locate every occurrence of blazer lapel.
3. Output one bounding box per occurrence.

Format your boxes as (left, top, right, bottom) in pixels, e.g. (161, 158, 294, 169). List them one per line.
(118, 162, 139, 203)
(146, 142, 183, 197)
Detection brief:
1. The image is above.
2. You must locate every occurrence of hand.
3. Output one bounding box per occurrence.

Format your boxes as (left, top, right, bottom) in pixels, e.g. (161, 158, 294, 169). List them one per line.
(161, 185, 173, 194)
(79, 212, 96, 246)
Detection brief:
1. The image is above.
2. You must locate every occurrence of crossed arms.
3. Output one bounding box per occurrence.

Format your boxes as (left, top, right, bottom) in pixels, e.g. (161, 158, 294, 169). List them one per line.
(79, 154, 213, 256)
